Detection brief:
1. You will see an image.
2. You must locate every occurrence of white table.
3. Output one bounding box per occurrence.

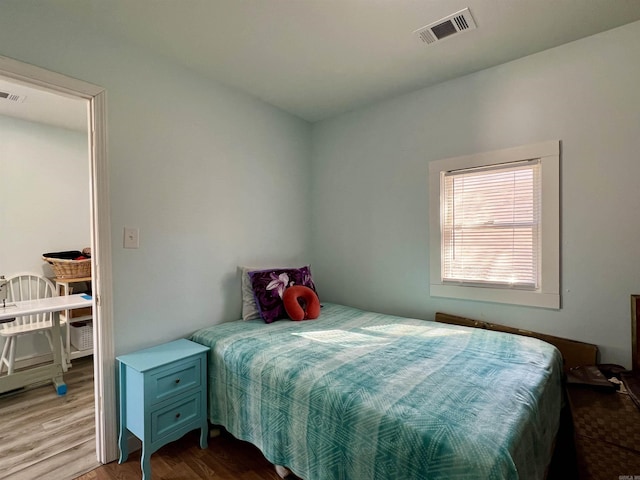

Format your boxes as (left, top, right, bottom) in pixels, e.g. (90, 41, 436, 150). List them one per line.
(0, 294, 92, 395)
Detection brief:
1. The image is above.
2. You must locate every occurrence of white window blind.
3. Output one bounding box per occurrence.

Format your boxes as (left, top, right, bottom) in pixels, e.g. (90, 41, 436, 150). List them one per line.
(441, 159, 541, 289)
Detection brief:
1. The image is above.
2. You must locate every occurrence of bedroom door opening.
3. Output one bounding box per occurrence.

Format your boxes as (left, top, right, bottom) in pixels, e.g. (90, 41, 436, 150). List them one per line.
(0, 55, 117, 465)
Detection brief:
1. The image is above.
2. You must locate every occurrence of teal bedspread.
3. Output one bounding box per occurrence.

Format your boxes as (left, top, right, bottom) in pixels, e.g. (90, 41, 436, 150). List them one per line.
(191, 303, 562, 480)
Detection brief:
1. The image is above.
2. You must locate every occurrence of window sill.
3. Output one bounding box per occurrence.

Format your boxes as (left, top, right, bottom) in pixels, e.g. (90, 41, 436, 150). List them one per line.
(430, 283, 560, 309)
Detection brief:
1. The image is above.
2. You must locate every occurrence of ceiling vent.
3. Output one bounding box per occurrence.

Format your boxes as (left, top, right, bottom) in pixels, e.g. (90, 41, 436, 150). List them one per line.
(414, 8, 477, 45)
(0, 91, 27, 103)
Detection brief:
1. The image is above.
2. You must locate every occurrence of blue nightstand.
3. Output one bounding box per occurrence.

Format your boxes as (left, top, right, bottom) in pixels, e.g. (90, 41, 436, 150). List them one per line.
(117, 339, 210, 480)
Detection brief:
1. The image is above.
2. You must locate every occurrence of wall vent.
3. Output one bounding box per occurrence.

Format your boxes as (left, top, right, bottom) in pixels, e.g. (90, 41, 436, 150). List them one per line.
(0, 91, 27, 103)
(414, 8, 477, 45)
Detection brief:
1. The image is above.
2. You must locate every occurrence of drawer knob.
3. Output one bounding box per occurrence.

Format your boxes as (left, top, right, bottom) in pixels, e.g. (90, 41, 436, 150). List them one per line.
(175, 412, 181, 419)
(175, 378, 180, 384)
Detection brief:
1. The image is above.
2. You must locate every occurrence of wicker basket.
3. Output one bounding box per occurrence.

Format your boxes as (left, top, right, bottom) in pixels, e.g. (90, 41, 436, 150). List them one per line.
(43, 256, 91, 279)
(70, 321, 93, 350)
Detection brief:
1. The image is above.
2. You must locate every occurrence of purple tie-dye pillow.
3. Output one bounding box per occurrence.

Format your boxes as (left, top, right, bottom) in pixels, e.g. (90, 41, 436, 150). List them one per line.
(248, 266, 317, 323)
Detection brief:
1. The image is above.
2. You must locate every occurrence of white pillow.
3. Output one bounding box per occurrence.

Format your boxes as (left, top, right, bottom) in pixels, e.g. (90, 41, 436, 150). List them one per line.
(240, 266, 261, 320)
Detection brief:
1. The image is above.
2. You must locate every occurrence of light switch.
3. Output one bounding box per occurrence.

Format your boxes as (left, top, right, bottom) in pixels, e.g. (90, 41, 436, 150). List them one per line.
(123, 227, 140, 249)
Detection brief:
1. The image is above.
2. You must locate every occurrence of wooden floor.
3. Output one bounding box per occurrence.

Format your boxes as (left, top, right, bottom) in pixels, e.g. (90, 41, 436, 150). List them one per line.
(77, 425, 574, 480)
(0, 356, 291, 480)
(0, 355, 574, 480)
(75, 423, 573, 480)
(75, 429, 292, 480)
(0, 356, 98, 480)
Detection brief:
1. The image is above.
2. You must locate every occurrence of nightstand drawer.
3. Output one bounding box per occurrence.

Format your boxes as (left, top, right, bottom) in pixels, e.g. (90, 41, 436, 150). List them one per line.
(152, 393, 201, 442)
(149, 358, 201, 404)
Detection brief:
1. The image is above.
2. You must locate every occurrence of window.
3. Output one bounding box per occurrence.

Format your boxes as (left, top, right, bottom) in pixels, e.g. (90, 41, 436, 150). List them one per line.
(428, 141, 560, 309)
(442, 160, 540, 288)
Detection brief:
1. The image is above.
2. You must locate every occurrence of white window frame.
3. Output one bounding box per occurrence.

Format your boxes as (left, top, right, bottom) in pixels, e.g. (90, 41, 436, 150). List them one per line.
(428, 140, 560, 309)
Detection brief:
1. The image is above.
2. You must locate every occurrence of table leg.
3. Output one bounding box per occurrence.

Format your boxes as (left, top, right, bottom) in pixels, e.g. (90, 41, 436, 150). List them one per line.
(50, 312, 66, 396)
(199, 423, 208, 449)
(118, 432, 129, 463)
(141, 446, 151, 480)
(118, 362, 129, 463)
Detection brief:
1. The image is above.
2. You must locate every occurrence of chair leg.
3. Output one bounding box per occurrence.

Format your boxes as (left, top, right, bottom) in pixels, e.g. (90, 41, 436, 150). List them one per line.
(44, 330, 54, 351)
(7, 337, 16, 375)
(0, 338, 10, 374)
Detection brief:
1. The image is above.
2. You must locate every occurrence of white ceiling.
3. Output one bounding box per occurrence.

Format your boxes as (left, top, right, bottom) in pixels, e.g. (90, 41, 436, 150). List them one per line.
(59, 0, 640, 122)
(3, 0, 640, 126)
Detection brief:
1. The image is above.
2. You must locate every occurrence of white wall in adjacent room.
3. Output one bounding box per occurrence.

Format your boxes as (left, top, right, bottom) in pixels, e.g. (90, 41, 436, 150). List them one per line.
(0, 115, 90, 358)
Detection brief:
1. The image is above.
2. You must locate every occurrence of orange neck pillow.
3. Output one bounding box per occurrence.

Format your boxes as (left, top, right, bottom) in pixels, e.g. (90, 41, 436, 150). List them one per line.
(283, 285, 320, 321)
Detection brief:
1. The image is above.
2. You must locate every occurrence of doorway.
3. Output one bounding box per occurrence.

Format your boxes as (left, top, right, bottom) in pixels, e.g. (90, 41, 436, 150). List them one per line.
(0, 55, 116, 466)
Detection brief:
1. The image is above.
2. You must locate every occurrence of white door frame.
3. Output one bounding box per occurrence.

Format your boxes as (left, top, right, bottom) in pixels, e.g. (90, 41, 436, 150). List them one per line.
(0, 55, 117, 463)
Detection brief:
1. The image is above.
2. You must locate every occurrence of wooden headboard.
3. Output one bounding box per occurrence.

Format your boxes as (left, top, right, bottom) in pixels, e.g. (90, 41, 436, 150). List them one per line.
(435, 312, 598, 373)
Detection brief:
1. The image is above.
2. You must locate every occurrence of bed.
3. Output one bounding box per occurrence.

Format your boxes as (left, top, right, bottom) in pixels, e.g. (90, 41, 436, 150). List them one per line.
(190, 303, 563, 480)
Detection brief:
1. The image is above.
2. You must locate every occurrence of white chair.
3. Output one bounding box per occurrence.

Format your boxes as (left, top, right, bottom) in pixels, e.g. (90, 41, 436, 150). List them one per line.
(0, 273, 67, 375)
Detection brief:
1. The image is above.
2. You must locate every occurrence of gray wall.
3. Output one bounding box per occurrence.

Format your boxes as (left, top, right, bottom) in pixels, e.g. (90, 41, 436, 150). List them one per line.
(310, 21, 640, 367)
